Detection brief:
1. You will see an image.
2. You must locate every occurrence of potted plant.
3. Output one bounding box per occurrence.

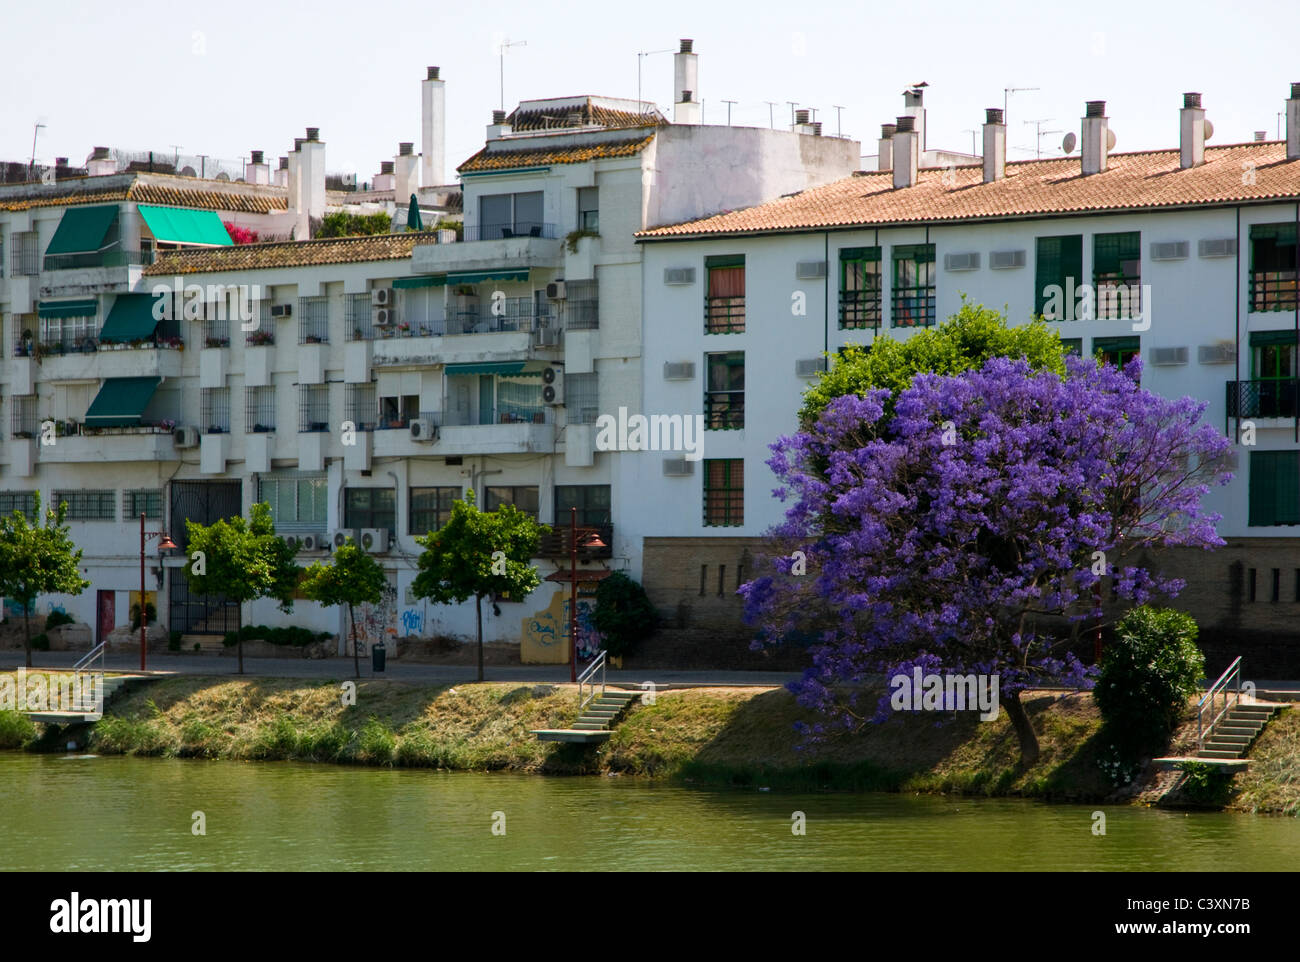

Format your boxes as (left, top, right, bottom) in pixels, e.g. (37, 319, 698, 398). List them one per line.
(397, 322, 411, 337)
(160, 419, 177, 432)
(305, 335, 322, 344)
(205, 336, 229, 348)
(247, 330, 274, 346)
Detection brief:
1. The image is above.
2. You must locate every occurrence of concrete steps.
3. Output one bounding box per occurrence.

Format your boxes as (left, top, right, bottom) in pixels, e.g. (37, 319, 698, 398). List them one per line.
(22, 672, 154, 725)
(1195, 703, 1285, 760)
(533, 690, 640, 744)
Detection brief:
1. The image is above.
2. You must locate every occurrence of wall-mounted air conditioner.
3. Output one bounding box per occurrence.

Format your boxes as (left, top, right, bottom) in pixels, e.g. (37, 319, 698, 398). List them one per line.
(533, 327, 561, 348)
(173, 426, 199, 448)
(1198, 343, 1237, 364)
(663, 361, 695, 380)
(410, 418, 437, 442)
(1150, 241, 1189, 261)
(989, 250, 1026, 270)
(333, 528, 358, 549)
(542, 365, 564, 404)
(301, 533, 324, 552)
(360, 528, 389, 553)
(270, 304, 292, 317)
(371, 288, 395, 307)
(795, 261, 827, 280)
(943, 252, 980, 272)
(1198, 238, 1237, 258)
(1149, 346, 1189, 366)
(373, 308, 394, 326)
(664, 267, 696, 285)
(281, 534, 302, 551)
(662, 457, 694, 477)
(795, 357, 827, 377)
(546, 280, 566, 300)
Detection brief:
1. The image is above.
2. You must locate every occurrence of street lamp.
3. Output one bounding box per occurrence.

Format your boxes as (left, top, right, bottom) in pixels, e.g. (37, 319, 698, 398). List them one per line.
(140, 513, 176, 671)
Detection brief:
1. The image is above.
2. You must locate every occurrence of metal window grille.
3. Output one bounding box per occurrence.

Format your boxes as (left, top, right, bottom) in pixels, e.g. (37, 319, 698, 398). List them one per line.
(564, 372, 600, 423)
(409, 486, 461, 535)
(202, 309, 230, 347)
(345, 293, 373, 340)
(705, 352, 745, 429)
(0, 490, 37, 518)
(1093, 232, 1142, 320)
(298, 296, 328, 343)
(347, 383, 377, 430)
(39, 312, 99, 355)
(299, 384, 329, 432)
(259, 474, 328, 530)
(245, 386, 276, 432)
(1249, 226, 1299, 312)
(200, 387, 230, 433)
(703, 458, 744, 526)
(839, 255, 882, 330)
(891, 245, 936, 328)
(10, 232, 38, 276)
(54, 489, 116, 520)
(11, 395, 37, 437)
(124, 489, 163, 520)
(705, 264, 745, 333)
(563, 279, 599, 331)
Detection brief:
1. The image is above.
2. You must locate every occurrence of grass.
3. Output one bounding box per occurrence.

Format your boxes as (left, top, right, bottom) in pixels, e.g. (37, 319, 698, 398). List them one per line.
(1229, 707, 1298, 816)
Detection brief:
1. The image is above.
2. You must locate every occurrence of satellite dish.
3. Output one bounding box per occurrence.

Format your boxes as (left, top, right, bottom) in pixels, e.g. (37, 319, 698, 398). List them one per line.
(1061, 132, 1077, 154)
(1106, 129, 1117, 150)
(215, 171, 230, 182)
(180, 166, 196, 177)
(1203, 119, 1214, 140)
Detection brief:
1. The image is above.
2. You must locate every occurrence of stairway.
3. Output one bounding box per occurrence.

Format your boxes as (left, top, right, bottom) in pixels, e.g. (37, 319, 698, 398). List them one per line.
(533, 690, 639, 743)
(22, 672, 152, 726)
(1197, 702, 1284, 759)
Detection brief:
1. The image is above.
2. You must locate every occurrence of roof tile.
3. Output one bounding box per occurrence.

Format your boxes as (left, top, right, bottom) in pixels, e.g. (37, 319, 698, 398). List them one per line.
(143, 232, 420, 276)
(459, 134, 655, 173)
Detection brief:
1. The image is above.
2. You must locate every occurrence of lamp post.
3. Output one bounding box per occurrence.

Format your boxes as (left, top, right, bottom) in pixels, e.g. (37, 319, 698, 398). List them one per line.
(139, 513, 177, 671)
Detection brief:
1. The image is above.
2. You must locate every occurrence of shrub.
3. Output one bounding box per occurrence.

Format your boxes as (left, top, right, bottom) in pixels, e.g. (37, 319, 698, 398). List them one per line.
(168, 630, 183, 651)
(31, 633, 49, 651)
(129, 601, 157, 630)
(0, 710, 37, 749)
(44, 610, 75, 629)
(591, 572, 658, 658)
(222, 624, 328, 647)
(1179, 761, 1238, 806)
(315, 211, 392, 239)
(1095, 605, 1205, 757)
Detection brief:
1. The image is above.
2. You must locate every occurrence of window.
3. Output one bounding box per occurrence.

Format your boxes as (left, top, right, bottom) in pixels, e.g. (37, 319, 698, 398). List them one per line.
(54, 490, 115, 521)
(298, 296, 328, 343)
(1060, 338, 1083, 356)
(578, 187, 599, 232)
(10, 395, 37, 438)
(705, 255, 745, 333)
(299, 385, 329, 432)
(345, 293, 373, 341)
(1094, 336, 1141, 370)
(202, 309, 230, 347)
(496, 378, 545, 424)
(1035, 234, 1083, 319)
(0, 234, 4, 278)
(555, 485, 611, 527)
(0, 491, 37, 518)
(485, 485, 539, 519)
(1248, 450, 1300, 526)
(344, 488, 396, 532)
(379, 393, 419, 428)
(705, 352, 745, 429)
(39, 310, 99, 355)
(839, 247, 882, 330)
(565, 372, 600, 423)
(1246, 330, 1299, 418)
(124, 489, 163, 520)
(563, 277, 599, 330)
(1249, 224, 1298, 312)
(478, 191, 545, 239)
(1093, 231, 1141, 320)
(347, 384, 377, 431)
(703, 458, 744, 526)
(409, 486, 461, 535)
(201, 387, 230, 433)
(891, 244, 936, 327)
(245, 386, 276, 432)
(259, 474, 328, 530)
(10, 232, 38, 276)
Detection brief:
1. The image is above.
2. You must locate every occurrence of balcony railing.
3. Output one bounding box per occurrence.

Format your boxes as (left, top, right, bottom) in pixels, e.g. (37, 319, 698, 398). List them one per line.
(1250, 271, 1299, 313)
(34, 420, 175, 438)
(42, 249, 157, 272)
(460, 222, 557, 242)
(705, 392, 745, 430)
(373, 310, 555, 338)
(1226, 378, 1300, 423)
(564, 299, 599, 331)
(705, 295, 746, 334)
(37, 334, 184, 356)
(839, 289, 882, 330)
(441, 406, 553, 427)
(535, 523, 614, 560)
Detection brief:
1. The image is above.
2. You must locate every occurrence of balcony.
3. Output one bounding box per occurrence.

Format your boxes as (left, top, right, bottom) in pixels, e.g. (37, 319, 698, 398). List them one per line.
(371, 315, 556, 368)
(40, 249, 155, 296)
(1226, 379, 1299, 431)
(438, 407, 556, 455)
(36, 423, 175, 463)
(535, 523, 614, 561)
(35, 338, 184, 381)
(410, 229, 562, 275)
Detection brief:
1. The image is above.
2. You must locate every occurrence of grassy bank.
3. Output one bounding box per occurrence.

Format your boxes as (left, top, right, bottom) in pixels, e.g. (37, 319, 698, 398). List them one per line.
(1, 673, 1293, 813)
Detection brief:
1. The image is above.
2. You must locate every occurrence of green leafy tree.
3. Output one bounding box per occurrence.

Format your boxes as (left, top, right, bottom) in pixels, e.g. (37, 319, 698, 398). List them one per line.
(0, 493, 90, 667)
(315, 211, 393, 238)
(183, 501, 301, 674)
(410, 490, 548, 681)
(300, 539, 387, 678)
(592, 572, 657, 658)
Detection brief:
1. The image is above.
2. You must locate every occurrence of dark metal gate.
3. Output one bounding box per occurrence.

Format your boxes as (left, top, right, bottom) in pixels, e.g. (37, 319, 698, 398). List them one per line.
(168, 480, 242, 634)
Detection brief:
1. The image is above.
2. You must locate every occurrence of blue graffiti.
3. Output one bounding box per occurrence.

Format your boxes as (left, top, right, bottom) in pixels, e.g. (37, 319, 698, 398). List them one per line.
(529, 620, 557, 641)
(400, 609, 424, 636)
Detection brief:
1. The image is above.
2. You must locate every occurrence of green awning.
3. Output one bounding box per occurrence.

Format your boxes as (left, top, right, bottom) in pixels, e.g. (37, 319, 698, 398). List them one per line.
(705, 254, 745, 269)
(137, 205, 232, 246)
(45, 205, 120, 255)
(84, 377, 162, 428)
(444, 362, 538, 377)
(392, 275, 448, 289)
(100, 294, 161, 343)
(839, 247, 881, 261)
(1249, 329, 1299, 346)
(1249, 223, 1298, 245)
(445, 269, 529, 284)
(37, 299, 98, 319)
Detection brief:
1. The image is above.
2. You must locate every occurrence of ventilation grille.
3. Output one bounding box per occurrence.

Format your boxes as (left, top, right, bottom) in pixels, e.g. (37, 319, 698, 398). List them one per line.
(1150, 346, 1189, 366)
(1198, 238, 1237, 258)
(795, 260, 827, 280)
(943, 252, 980, 272)
(663, 361, 696, 380)
(989, 249, 1026, 270)
(1150, 241, 1189, 261)
(795, 357, 827, 377)
(664, 267, 697, 285)
(662, 457, 694, 477)
(1198, 343, 1237, 364)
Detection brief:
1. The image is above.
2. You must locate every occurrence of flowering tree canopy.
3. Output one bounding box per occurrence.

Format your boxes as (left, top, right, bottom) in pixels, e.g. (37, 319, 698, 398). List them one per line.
(741, 354, 1233, 763)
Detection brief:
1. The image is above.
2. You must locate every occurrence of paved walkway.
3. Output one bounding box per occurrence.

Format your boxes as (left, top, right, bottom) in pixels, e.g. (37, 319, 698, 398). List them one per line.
(0, 650, 798, 688)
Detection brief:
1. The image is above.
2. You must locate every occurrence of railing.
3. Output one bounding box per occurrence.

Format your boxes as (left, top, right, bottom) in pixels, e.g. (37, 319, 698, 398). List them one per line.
(461, 222, 558, 242)
(536, 523, 613, 560)
(38, 334, 184, 355)
(704, 295, 746, 333)
(1250, 271, 1299, 313)
(374, 312, 553, 337)
(1198, 656, 1242, 751)
(705, 392, 745, 430)
(1226, 378, 1300, 419)
(564, 299, 599, 331)
(891, 288, 936, 327)
(578, 650, 607, 710)
(73, 641, 108, 718)
(839, 289, 882, 330)
(43, 249, 156, 272)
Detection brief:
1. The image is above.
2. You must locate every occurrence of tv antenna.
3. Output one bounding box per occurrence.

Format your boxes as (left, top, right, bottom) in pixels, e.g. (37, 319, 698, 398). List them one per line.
(1003, 86, 1040, 130)
(637, 47, 674, 115)
(28, 122, 46, 179)
(498, 38, 527, 112)
(1023, 118, 1061, 159)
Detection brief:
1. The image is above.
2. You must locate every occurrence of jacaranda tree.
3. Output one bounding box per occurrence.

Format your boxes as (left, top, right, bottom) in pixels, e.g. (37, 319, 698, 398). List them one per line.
(741, 355, 1233, 764)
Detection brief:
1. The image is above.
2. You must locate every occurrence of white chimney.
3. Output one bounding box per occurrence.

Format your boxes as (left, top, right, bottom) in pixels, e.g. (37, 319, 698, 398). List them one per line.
(287, 139, 303, 233)
(275, 156, 288, 188)
(982, 108, 1005, 183)
(1081, 100, 1109, 175)
(791, 109, 816, 136)
(86, 146, 115, 177)
(394, 143, 419, 207)
(421, 66, 446, 188)
(903, 87, 926, 152)
(374, 161, 395, 192)
(673, 39, 700, 125)
(892, 116, 919, 189)
(246, 149, 270, 185)
(1179, 93, 1205, 169)
(877, 123, 896, 171)
(293, 128, 326, 239)
(487, 109, 513, 140)
(1287, 83, 1300, 161)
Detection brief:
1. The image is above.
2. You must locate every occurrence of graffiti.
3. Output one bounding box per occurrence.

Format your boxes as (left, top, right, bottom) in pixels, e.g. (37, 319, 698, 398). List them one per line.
(528, 620, 557, 642)
(567, 598, 604, 661)
(350, 580, 397, 654)
(46, 602, 69, 616)
(400, 608, 424, 636)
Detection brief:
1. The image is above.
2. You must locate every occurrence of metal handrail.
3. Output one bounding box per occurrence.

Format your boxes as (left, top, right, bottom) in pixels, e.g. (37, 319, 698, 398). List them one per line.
(73, 641, 108, 718)
(578, 650, 607, 710)
(1197, 656, 1242, 750)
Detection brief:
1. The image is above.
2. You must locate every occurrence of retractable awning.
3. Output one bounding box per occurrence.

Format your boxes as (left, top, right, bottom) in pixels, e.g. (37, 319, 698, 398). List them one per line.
(392, 275, 448, 289)
(84, 376, 162, 428)
(444, 362, 542, 377)
(99, 294, 161, 343)
(45, 205, 120, 255)
(137, 205, 232, 246)
(445, 269, 529, 284)
(37, 299, 98, 319)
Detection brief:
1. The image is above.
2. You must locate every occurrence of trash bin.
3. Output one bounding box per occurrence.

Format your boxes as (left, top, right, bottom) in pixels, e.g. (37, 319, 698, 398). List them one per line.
(372, 640, 386, 673)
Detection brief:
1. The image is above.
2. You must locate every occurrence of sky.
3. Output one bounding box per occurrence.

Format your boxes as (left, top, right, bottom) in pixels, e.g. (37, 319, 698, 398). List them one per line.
(3, 0, 1300, 182)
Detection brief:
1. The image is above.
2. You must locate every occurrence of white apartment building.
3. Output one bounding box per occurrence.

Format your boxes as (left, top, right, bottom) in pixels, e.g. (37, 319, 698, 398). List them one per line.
(636, 87, 1300, 664)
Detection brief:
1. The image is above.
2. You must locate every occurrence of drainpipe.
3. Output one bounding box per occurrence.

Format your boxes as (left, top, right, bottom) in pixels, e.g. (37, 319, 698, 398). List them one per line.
(823, 231, 829, 358)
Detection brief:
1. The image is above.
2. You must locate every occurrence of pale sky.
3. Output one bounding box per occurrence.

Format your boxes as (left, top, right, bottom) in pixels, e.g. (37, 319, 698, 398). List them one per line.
(4, 0, 1299, 182)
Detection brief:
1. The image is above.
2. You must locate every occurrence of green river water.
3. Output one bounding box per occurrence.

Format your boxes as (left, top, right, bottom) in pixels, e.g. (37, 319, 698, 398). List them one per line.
(2, 753, 1296, 871)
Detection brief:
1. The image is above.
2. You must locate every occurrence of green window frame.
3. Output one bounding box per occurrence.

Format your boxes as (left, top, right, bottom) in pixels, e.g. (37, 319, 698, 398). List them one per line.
(555, 485, 611, 527)
(1093, 232, 1141, 320)
(259, 475, 328, 530)
(1249, 224, 1298, 312)
(1034, 235, 1083, 319)
(1244, 330, 1299, 419)
(1094, 336, 1141, 371)
(703, 458, 744, 527)
(0, 491, 37, 519)
(839, 247, 882, 330)
(705, 351, 745, 429)
(890, 244, 935, 328)
(124, 488, 163, 520)
(485, 485, 539, 520)
(409, 486, 460, 535)
(704, 254, 745, 334)
(1248, 450, 1300, 526)
(343, 487, 396, 533)
(54, 489, 116, 521)
(1060, 337, 1083, 356)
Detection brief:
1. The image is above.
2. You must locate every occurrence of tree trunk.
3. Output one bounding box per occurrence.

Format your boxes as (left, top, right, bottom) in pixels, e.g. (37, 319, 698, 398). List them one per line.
(1003, 689, 1040, 766)
(349, 603, 360, 679)
(237, 637, 244, 675)
(475, 594, 484, 683)
(23, 603, 32, 669)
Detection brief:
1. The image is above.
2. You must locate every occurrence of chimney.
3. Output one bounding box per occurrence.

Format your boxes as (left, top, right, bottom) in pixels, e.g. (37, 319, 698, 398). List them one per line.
(55, 156, 68, 168)
(791, 109, 816, 135)
(374, 161, 395, 192)
(275, 156, 288, 188)
(1179, 92, 1206, 169)
(673, 39, 701, 124)
(811, 121, 822, 137)
(394, 142, 419, 208)
(878, 123, 896, 171)
(246, 148, 270, 185)
(487, 109, 513, 140)
(287, 140, 303, 229)
(86, 146, 114, 177)
(422, 66, 446, 188)
(902, 87, 927, 152)
(892, 116, 919, 189)
(1081, 100, 1109, 175)
(1288, 83, 1300, 160)
(982, 107, 1005, 183)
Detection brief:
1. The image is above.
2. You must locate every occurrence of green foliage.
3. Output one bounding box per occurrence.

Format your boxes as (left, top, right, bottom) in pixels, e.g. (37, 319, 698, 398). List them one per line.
(220, 624, 332, 647)
(31, 633, 49, 651)
(129, 601, 157, 631)
(0, 492, 91, 662)
(168, 630, 183, 651)
(1095, 605, 1205, 757)
(0, 709, 38, 749)
(1179, 761, 1239, 806)
(592, 572, 657, 657)
(184, 501, 300, 610)
(300, 541, 386, 612)
(564, 228, 600, 253)
(44, 610, 74, 629)
(315, 211, 393, 238)
(798, 299, 1068, 428)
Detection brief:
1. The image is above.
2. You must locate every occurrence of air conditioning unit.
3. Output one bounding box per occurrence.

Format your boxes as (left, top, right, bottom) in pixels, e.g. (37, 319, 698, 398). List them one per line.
(300, 533, 324, 552)
(1198, 238, 1237, 258)
(943, 252, 981, 272)
(270, 303, 292, 317)
(371, 288, 395, 307)
(533, 327, 561, 348)
(989, 250, 1027, 270)
(333, 528, 358, 549)
(1198, 343, 1237, 365)
(542, 365, 564, 404)
(410, 418, 437, 442)
(795, 357, 828, 377)
(360, 528, 389, 553)
(663, 267, 696, 285)
(1149, 346, 1189, 366)
(173, 426, 199, 448)
(662, 457, 694, 477)
(373, 307, 394, 326)
(795, 260, 827, 280)
(1150, 241, 1189, 261)
(546, 280, 566, 300)
(663, 361, 696, 380)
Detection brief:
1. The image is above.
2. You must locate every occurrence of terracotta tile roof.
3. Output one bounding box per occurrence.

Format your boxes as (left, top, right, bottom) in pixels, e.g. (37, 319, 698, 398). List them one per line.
(128, 181, 286, 213)
(0, 175, 287, 213)
(507, 98, 663, 132)
(143, 233, 420, 276)
(458, 134, 656, 173)
(0, 185, 129, 211)
(637, 141, 1300, 238)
